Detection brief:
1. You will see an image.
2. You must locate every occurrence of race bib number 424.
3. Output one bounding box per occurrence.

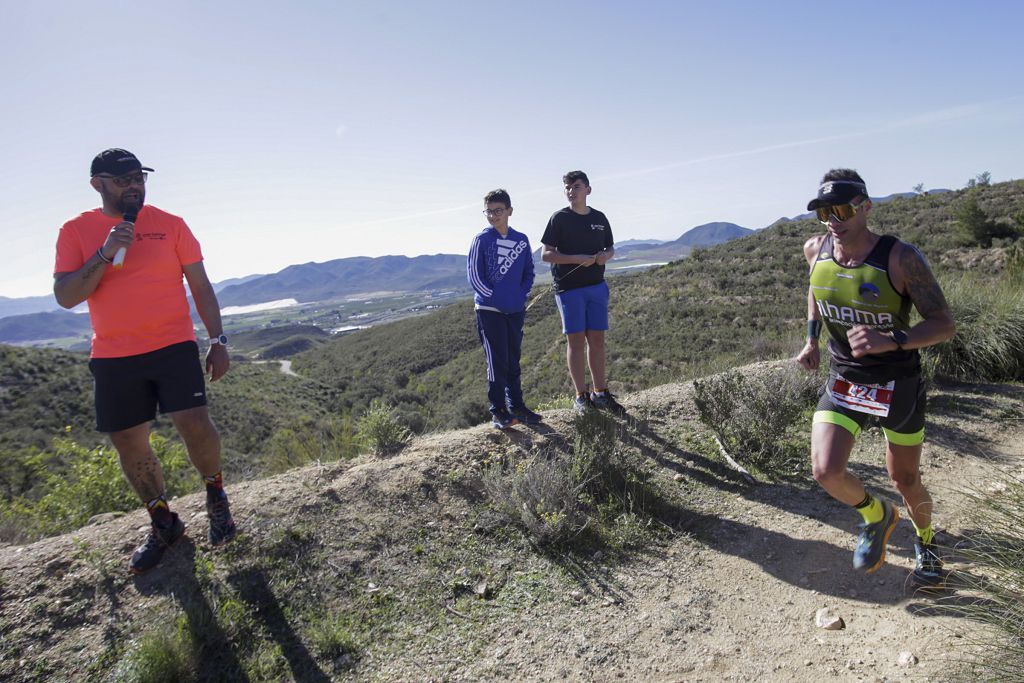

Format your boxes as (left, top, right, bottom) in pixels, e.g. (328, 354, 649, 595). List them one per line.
(830, 376, 895, 417)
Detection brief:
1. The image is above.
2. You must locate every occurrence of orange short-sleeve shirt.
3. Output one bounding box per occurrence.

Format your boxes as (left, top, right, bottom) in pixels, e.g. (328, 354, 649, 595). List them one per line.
(54, 205, 203, 358)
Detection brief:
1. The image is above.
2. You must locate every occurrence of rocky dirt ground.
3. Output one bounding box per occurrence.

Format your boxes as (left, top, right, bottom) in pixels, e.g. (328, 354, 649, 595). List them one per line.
(1, 373, 1021, 682)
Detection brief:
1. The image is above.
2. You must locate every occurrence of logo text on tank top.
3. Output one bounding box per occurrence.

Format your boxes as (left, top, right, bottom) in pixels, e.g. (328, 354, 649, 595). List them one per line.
(816, 299, 894, 327)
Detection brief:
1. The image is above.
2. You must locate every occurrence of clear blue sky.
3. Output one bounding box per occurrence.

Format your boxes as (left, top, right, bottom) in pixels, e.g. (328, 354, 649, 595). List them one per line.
(3, 0, 1022, 298)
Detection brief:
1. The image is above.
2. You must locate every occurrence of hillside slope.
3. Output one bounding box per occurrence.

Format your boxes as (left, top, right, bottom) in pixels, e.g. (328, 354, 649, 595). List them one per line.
(2, 181, 1021, 491)
(294, 180, 1024, 430)
(1, 370, 1021, 681)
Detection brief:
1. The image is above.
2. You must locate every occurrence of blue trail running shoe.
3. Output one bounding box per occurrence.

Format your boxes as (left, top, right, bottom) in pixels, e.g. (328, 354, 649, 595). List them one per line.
(912, 540, 945, 588)
(491, 410, 519, 430)
(852, 500, 899, 572)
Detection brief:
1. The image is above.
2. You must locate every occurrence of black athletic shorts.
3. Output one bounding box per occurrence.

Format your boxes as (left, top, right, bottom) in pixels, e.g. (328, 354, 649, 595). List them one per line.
(813, 368, 926, 446)
(88, 340, 207, 433)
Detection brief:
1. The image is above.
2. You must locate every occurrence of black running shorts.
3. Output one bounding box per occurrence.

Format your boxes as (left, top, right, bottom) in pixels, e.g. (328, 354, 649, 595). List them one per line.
(88, 341, 208, 433)
(813, 368, 926, 446)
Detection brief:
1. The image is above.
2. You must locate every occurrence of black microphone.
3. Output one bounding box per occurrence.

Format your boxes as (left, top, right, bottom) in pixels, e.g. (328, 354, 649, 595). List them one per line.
(113, 200, 139, 270)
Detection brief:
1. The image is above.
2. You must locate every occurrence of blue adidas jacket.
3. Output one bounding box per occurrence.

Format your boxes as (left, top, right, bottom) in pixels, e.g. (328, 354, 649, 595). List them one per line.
(467, 226, 535, 314)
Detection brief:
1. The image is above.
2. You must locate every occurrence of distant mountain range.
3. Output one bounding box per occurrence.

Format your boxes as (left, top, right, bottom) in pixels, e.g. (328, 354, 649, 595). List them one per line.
(215, 254, 468, 307)
(0, 310, 92, 343)
(0, 219, 754, 343)
(610, 222, 753, 263)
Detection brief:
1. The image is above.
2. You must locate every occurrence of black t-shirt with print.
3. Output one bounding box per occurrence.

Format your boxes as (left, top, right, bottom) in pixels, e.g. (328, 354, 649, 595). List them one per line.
(541, 207, 614, 293)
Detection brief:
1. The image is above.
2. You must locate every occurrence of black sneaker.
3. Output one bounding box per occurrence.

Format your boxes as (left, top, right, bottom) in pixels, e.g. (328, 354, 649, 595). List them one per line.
(207, 496, 238, 547)
(129, 513, 185, 575)
(912, 540, 945, 588)
(591, 391, 626, 416)
(491, 410, 519, 430)
(852, 501, 899, 572)
(509, 406, 543, 425)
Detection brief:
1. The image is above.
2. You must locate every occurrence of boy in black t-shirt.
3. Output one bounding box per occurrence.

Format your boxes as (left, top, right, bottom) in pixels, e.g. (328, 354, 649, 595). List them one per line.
(541, 170, 624, 415)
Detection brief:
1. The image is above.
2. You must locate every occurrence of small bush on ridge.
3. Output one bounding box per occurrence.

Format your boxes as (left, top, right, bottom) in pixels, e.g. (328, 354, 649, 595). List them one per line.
(355, 399, 410, 456)
(693, 362, 819, 474)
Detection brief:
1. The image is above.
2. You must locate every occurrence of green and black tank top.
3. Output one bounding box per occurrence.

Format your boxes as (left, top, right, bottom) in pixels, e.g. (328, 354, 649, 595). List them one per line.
(809, 234, 919, 382)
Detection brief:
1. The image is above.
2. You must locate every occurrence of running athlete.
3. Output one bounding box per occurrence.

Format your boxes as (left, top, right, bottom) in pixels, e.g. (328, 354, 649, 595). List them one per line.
(54, 149, 237, 574)
(467, 189, 541, 429)
(796, 168, 956, 586)
(541, 170, 624, 415)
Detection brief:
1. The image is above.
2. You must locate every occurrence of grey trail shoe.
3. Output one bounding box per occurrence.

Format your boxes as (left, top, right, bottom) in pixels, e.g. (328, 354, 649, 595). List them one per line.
(852, 500, 899, 572)
(912, 540, 945, 588)
(591, 391, 626, 416)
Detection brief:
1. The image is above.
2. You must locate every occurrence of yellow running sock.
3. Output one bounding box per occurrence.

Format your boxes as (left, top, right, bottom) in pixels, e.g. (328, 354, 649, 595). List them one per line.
(854, 493, 884, 524)
(912, 522, 935, 546)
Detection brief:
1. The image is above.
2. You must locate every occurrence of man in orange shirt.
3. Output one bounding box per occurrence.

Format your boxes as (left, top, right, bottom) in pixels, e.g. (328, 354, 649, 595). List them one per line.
(54, 149, 236, 574)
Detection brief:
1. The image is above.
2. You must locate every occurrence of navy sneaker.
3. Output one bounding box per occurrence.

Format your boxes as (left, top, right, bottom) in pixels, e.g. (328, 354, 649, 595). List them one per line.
(207, 496, 237, 547)
(912, 540, 945, 588)
(129, 513, 185, 575)
(573, 395, 592, 415)
(591, 391, 626, 416)
(509, 406, 543, 425)
(491, 411, 519, 430)
(852, 501, 899, 572)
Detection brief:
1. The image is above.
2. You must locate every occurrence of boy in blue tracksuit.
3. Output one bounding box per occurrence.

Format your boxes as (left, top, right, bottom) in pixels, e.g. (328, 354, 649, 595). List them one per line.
(467, 189, 542, 429)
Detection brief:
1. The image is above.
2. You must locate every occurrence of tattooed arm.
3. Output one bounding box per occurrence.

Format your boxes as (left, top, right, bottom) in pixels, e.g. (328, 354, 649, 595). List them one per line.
(54, 254, 110, 308)
(891, 241, 956, 349)
(54, 219, 135, 308)
(848, 242, 955, 357)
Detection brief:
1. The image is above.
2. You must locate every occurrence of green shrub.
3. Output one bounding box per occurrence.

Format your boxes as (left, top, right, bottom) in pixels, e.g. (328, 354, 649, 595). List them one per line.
(692, 362, 818, 474)
(482, 410, 655, 547)
(941, 470, 1024, 681)
(924, 272, 1024, 381)
(355, 399, 410, 456)
(260, 414, 358, 474)
(0, 434, 194, 542)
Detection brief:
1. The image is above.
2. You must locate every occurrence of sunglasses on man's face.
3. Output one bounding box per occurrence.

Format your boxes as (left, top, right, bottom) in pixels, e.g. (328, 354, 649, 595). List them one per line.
(97, 172, 147, 188)
(816, 201, 864, 224)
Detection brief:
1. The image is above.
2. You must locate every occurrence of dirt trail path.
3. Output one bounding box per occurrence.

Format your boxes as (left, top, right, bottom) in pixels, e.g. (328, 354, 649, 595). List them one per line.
(1, 377, 1021, 681)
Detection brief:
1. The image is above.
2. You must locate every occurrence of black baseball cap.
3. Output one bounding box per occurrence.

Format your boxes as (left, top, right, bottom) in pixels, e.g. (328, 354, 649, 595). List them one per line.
(807, 180, 869, 210)
(90, 148, 155, 177)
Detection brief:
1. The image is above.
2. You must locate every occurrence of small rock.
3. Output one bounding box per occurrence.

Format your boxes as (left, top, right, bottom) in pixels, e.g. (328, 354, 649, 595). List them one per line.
(898, 651, 918, 667)
(673, 473, 684, 482)
(454, 566, 468, 576)
(569, 590, 584, 602)
(815, 607, 845, 630)
(473, 579, 491, 599)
